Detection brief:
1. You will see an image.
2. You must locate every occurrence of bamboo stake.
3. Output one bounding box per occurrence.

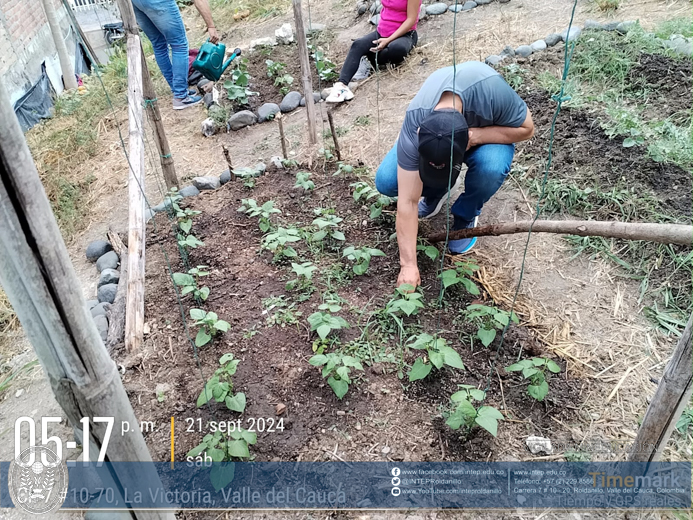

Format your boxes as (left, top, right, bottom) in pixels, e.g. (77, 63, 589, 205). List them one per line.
(629, 316, 692, 462)
(327, 110, 342, 161)
(222, 144, 236, 180)
(141, 48, 178, 189)
(106, 229, 128, 351)
(277, 113, 288, 160)
(428, 220, 693, 246)
(292, 0, 317, 144)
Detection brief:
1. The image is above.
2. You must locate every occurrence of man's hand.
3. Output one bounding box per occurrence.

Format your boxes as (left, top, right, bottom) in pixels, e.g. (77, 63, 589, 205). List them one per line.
(397, 265, 421, 290)
(370, 38, 391, 52)
(208, 27, 220, 44)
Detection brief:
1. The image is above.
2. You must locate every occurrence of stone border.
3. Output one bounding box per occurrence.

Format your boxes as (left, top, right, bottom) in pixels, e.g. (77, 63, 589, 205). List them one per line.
(359, 0, 511, 25)
(84, 240, 121, 342)
(484, 19, 692, 66)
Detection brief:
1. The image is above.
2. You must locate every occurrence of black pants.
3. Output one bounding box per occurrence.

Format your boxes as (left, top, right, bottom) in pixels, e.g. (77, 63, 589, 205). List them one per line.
(338, 29, 418, 84)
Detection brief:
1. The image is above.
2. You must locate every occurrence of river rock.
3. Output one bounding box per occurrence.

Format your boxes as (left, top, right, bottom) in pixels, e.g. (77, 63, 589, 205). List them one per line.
(530, 39, 547, 52)
(583, 19, 602, 30)
(526, 436, 553, 455)
(192, 176, 221, 190)
(300, 93, 322, 106)
(515, 45, 533, 58)
(544, 33, 562, 47)
(98, 268, 120, 287)
(484, 55, 503, 66)
(448, 4, 463, 12)
(201, 118, 218, 137)
(86, 299, 99, 310)
(616, 20, 636, 34)
(220, 169, 231, 185)
(258, 103, 281, 122)
(601, 21, 619, 31)
(425, 3, 448, 15)
(256, 162, 267, 174)
(321, 88, 331, 100)
(306, 22, 326, 34)
(90, 302, 111, 318)
(665, 36, 693, 56)
(86, 240, 112, 262)
(97, 283, 118, 304)
(500, 45, 515, 57)
(228, 110, 257, 131)
(249, 37, 276, 50)
(461, 1, 477, 10)
(179, 185, 200, 198)
(280, 91, 302, 113)
(475, 0, 492, 4)
(369, 14, 380, 25)
(357, 2, 368, 14)
(498, 0, 510, 3)
(93, 315, 109, 342)
(96, 251, 119, 272)
(560, 26, 582, 42)
(275, 23, 294, 45)
(270, 156, 284, 169)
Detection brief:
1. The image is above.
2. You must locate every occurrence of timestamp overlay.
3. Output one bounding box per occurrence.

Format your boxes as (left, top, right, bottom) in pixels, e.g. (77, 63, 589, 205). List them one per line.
(0, 416, 690, 511)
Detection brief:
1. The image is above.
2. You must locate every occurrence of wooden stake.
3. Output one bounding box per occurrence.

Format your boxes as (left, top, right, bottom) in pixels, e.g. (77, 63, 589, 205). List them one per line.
(327, 110, 342, 161)
(629, 316, 692, 462)
(277, 113, 288, 160)
(222, 144, 236, 180)
(106, 229, 128, 351)
(0, 75, 173, 520)
(141, 48, 178, 189)
(428, 220, 693, 246)
(292, 0, 317, 145)
(41, 0, 78, 90)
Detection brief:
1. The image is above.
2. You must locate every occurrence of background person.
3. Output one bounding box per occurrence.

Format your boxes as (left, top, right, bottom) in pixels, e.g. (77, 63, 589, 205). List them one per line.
(374, 61, 535, 289)
(131, 0, 219, 110)
(326, 0, 421, 103)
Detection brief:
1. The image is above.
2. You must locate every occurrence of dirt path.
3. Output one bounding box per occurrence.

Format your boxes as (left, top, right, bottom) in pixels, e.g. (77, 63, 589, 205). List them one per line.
(0, 0, 690, 518)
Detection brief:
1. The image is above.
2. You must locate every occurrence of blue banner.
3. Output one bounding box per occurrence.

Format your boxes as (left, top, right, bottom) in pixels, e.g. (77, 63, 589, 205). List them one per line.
(1, 461, 690, 510)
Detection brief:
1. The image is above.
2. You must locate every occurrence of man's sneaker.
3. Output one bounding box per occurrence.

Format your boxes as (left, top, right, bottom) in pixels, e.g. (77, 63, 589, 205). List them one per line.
(326, 82, 354, 103)
(352, 56, 372, 81)
(448, 216, 479, 255)
(417, 175, 463, 219)
(172, 95, 203, 110)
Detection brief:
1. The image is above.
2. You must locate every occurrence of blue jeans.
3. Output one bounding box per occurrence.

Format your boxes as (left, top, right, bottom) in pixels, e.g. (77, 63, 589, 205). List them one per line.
(375, 142, 515, 222)
(131, 0, 189, 99)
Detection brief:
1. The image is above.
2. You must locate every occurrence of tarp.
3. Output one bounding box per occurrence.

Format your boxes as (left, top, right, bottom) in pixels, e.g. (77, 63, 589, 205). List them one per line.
(12, 63, 55, 132)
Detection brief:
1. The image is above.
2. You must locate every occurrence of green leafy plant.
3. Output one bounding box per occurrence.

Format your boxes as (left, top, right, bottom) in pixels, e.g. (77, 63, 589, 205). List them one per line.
(350, 181, 395, 219)
(285, 261, 316, 294)
(233, 166, 263, 189)
(294, 171, 315, 191)
(342, 246, 385, 275)
(261, 226, 302, 261)
(172, 265, 210, 301)
(676, 407, 693, 433)
(317, 147, 335, 161)
(186, 428, 257, 490)
(308, 44, 338, 81)
(266, 60, 294, 94)
(262, 295, 302, 327)
(407, 333, 465, 381)
(224, 58, 257, 106)
(445, 386, 504, 437)
(238, 198, 281, 232)
(333, 163, 354, 176)
(308, 301, 350, 339)
(505, 357, 561, 402)
(308, 352, 364, 399)
(165, 187, 201, 234)
(190, 308, 231, 347)
(386, 284, 425, 317)
(178, 233, 205, 251)
(311, 209, 345, 242)
(197, 353, 247, 412)
(462, 304, 519, 347)
(265, 59, 286, 78)
(440, 260, 480, 296)
(282, 158, 298, 168)
(417, 243, 440, 261)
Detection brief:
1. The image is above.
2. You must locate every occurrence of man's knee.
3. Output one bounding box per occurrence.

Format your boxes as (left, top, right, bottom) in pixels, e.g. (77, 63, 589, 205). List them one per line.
(375, 164, 398, 197)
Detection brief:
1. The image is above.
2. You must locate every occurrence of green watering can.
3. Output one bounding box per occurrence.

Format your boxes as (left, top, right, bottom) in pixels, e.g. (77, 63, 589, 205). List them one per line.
(192, 41, 242, 82)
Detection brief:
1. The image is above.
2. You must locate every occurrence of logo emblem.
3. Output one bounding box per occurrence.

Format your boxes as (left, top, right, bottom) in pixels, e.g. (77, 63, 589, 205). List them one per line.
(8, 446, 68, 514)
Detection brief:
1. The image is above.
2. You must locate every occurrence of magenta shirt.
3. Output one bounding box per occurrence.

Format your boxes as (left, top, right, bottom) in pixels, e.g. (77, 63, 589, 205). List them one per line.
(378, 0, 420, 38)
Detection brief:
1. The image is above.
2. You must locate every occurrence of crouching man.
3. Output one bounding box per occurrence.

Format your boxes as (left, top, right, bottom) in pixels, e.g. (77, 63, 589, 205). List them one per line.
(374, 61, 535, 289)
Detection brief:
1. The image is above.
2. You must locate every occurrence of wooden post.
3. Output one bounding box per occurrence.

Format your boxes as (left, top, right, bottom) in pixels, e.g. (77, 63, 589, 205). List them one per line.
(0, 77, 174, 520)
(292, 0, 318, 145)
(106, 229, 128, 351)
(40, 0, 78, 90)
(60, 0, 102, 66)
(629, 316, 692, 462)
(115, 0, 146, 353)
(277, 113, 288, 160)
(221, 145, 236, 180)
(141, 48, 178, 189)
(327, 110, 342, 161)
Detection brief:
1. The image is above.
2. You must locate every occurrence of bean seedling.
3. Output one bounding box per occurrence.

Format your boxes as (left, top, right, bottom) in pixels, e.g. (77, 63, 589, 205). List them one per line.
(294, 171, 315, 191)
(197, 353, 247, 412)
(440, 260, 480, 296)
(308, 352, 364, 399)
(238, 198, 281, 232)
(350, 181, 395, 219)
(308, 44, 338, 81)
(342, 246, 385, 275)
(261, 226, 301, 262)
(285, 261, 317, 297)
(461, 304, 519, 347)
(262, 295, 302, 328)
(172, 265, 210, 301)
(190, 308, 231, 347)
(311, 208, 345, 242)
(445, 385, 504, 437)
(407, 333, 465, 381)
(224, 58, 257, 106)
(186, 428, 257, 490)
(505, 357, 561, 402)
(308, 301, 350, 340)
(417, 243, 440, 261)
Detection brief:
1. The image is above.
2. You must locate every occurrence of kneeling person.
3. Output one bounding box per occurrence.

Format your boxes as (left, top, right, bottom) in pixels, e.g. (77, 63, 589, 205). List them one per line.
(374, 61, 534, 289)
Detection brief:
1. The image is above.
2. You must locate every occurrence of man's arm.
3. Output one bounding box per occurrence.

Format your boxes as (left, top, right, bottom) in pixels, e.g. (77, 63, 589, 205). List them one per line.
(467, 109, 534, 148)
(193, 0, 219, 43)
(396, 166, 423, 289)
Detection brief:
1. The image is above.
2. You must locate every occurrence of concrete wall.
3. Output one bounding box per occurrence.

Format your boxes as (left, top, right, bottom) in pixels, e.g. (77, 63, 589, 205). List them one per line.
(0, 0, 76, 105)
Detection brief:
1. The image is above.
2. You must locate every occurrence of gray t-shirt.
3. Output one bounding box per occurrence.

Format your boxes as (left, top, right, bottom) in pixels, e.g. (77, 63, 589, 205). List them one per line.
(397, 61, 528, 170)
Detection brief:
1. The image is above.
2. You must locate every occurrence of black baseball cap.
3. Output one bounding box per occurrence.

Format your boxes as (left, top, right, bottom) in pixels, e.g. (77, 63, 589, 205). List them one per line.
(418, 109, 469, 190)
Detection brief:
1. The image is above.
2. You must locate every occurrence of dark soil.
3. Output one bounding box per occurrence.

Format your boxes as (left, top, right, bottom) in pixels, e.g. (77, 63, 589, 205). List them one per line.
(628, 53, 693, 120)
(124, 164, 585, 464)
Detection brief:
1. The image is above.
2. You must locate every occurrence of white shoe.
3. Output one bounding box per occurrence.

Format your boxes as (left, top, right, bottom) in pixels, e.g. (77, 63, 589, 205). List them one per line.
(352, 56, 372, 81)
(326, 82, 354, 103)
